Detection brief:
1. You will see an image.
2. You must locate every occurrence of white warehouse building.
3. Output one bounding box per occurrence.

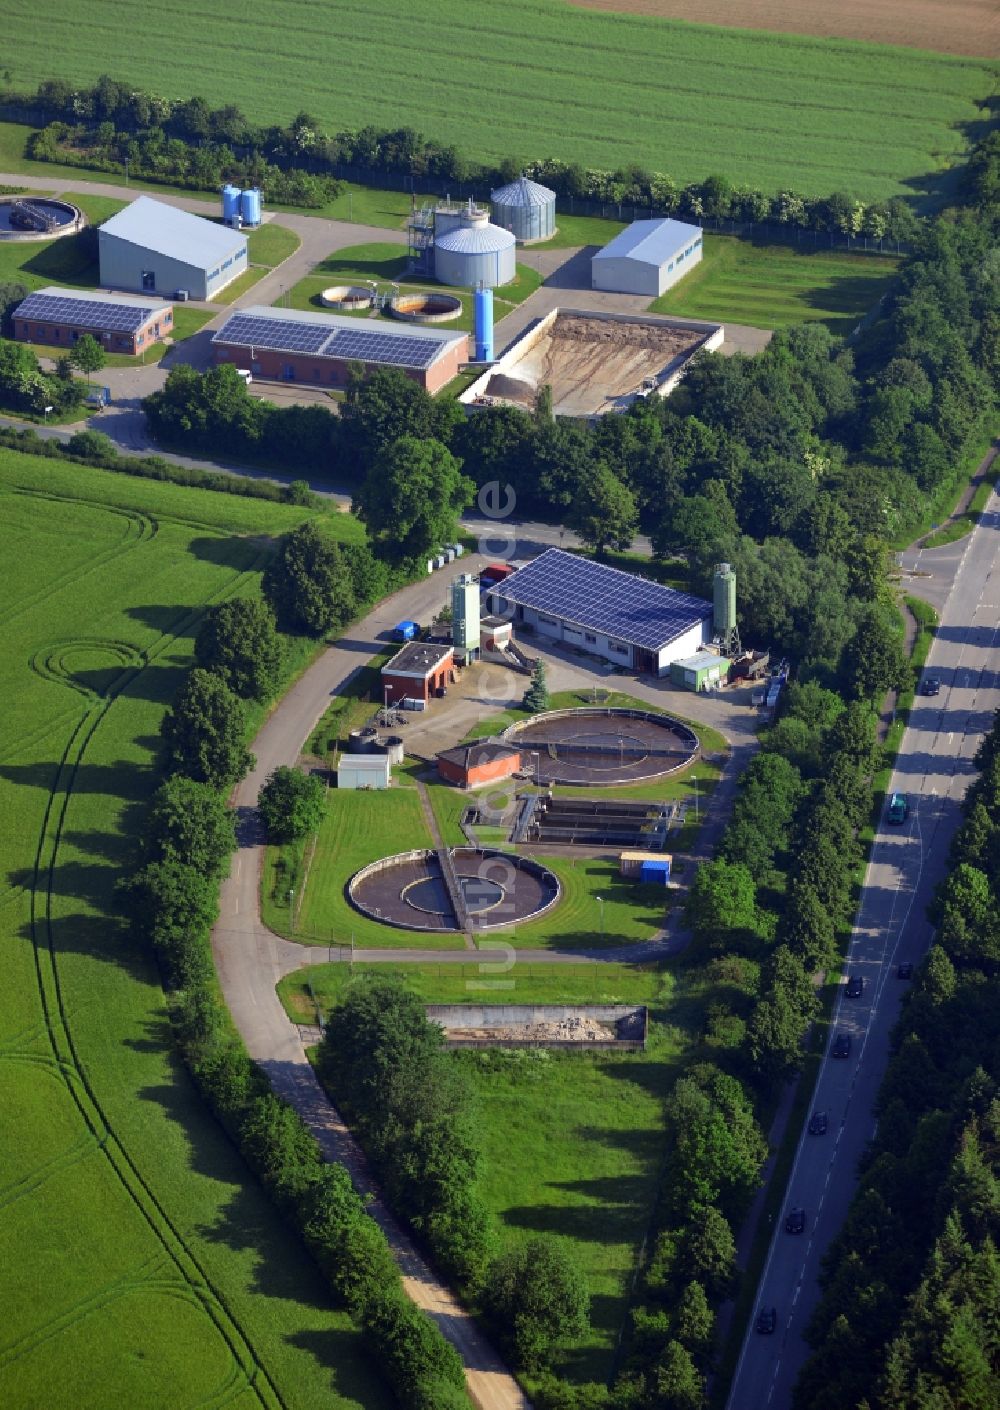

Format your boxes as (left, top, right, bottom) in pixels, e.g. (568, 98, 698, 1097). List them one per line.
(488, 548, 713, 677)
(591, 218, 703, 298)
(98, 196, 248, 301)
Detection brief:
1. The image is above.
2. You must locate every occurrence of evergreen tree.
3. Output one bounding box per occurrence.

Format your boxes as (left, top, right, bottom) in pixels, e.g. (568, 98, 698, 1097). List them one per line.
(522, 660, 550, 714)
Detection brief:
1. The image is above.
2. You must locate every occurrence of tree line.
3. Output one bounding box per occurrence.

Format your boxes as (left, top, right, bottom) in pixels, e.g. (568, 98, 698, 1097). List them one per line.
(793, 708, 1000, 1410)
(4, 73, 920, 240)
(116, 537, 477, 1407)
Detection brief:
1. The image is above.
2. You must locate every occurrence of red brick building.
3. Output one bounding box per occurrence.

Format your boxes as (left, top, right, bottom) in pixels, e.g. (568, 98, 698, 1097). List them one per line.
(437, 741, 522, 789)
(13, 286, 174, 356)
(212, 306, 469, 395)
(381, 642, 455, 706)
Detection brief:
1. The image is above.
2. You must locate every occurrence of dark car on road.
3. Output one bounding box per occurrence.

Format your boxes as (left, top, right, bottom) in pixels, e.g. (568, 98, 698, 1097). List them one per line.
(846, 973, 864, 998)
(785, 1207, 806, 1235)
(888, 792, 910, 824)
(898, 962, 914, 980)
(833, 1033, 852, 1058)
(921, 676, 941, 696)
(808, 1110, 828, 1135)
(756, 1307, 777, 1335)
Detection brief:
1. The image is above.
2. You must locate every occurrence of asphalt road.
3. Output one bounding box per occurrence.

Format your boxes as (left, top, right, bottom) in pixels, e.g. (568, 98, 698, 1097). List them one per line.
(727, 481, 1000, 1410)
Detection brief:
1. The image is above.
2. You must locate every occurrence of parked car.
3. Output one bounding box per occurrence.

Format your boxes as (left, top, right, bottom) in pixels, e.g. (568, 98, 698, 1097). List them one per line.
(785, 1207, 806, 1235)
(888, 792, 909, 824)
(756, 1307, 777, 1335)
(921, 676, 941, 696)
(808, 1110, 828, 1135)
(897, 962, 914, 980)
(846, 973, 864, 998)
(833, 1032, 852, 1059)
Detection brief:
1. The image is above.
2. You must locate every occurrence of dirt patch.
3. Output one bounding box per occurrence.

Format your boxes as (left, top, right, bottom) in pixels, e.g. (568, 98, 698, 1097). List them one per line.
(482, 311, 706, 417)
(565, 0, 1000, 58)
(445, 1015, 616, 1042)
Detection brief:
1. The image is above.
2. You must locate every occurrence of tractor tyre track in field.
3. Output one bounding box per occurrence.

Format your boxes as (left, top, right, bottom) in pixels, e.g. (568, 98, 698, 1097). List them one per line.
(15, 624, 288, 1409)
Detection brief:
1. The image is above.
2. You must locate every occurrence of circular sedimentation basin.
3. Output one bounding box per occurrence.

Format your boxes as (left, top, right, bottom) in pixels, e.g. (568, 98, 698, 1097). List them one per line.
(390, 292, 462, 324)
(0, 195, 84, 240)
(320, 284, 373, 309)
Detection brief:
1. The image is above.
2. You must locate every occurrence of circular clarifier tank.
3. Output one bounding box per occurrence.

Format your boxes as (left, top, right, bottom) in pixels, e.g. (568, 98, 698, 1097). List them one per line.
(0, 196, 83, 240)
(390, 291, 462, 323)
(320, 285, 374, 309)
(348, 847, 560, 933)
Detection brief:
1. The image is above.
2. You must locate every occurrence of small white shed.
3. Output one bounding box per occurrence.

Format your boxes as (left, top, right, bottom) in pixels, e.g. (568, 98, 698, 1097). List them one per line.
(337, 753, 391, 790)
(592, 218, 703, 298)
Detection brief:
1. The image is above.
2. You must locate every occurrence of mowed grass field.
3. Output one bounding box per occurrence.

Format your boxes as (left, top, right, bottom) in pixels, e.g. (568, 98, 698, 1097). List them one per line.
(650, 234, 900, 331)
(3, 0, 997, 200)
(0, 452, 388, 1410)
(282, 960, 694, 1383)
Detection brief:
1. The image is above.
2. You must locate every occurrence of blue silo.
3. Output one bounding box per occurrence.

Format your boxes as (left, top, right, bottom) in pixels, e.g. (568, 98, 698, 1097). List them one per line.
(240, 188, 262, 227)
(222, 184, 242, 225)
(490, 176, 557, 243)
(434, 218, 516, 289)
(474, 287, 494, 361)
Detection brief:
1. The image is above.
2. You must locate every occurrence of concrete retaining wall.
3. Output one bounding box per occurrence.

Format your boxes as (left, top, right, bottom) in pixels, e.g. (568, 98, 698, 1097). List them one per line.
(427, 1002, 647, 1051)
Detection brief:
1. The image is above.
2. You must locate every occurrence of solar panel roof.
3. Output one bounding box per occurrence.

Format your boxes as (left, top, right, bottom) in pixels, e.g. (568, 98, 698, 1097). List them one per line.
(494, 548, 712, 651)
(15, 289, 158, 332)
(213, 308, 461, 370)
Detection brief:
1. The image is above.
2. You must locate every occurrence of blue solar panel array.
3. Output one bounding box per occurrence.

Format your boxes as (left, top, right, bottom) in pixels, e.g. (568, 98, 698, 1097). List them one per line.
(214, 313, 444, 370)
(496, 548, 712, 651)
(16, 291, 154, 332)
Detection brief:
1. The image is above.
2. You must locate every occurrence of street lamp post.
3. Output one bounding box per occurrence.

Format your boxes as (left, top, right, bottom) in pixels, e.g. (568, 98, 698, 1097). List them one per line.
(596, 895, 604, 937)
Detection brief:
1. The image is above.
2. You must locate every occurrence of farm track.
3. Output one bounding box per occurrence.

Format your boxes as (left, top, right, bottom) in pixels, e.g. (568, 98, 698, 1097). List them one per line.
(6, 514, 286, 1407)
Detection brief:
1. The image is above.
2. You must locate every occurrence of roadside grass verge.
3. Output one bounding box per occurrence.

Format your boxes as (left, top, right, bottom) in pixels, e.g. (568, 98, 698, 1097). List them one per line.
(921, 472, 996, 548)
(891, 427, 997, 549)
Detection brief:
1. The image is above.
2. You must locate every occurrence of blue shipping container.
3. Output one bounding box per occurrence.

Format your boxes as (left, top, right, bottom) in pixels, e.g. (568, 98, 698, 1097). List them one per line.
(393, 620, 419, 642)
(640, 859, 671, 885)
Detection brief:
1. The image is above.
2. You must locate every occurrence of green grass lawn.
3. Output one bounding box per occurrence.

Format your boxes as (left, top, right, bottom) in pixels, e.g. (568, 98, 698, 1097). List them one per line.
(282, 242, 542, 334)
(649, 234, 900, 333)
(246, 221, 300, 268)
(0, 221, 100, 293)
(5, 4, 996, 200)
(285, 959, 693, 1383)
(0, 449, 388, 1410)
(63, 189, 126, 224)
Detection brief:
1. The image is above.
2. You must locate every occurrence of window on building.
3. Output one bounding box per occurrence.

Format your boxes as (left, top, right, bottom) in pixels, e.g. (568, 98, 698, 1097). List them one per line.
(609, 641, 630, 656)
(141, 271, 155, 291)
(539, 613, 559, 626)
(585, 632, 598, 644)
(164, 311, 172, 324)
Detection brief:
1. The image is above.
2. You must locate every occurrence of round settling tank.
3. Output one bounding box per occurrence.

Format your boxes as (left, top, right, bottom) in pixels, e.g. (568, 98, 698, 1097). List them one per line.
(0, 196, 82, 240)
(490, 176, 556, 243)
(434, 221, 516, 289)
(240, 188, 262, 227)
(221, 184, 242, 224)
(389, 291, 462, 323)
(321, 284, 374, 309)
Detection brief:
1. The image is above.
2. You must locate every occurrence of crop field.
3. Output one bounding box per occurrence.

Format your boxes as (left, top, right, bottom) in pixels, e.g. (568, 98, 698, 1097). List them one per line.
(4, 0, 997, 202)
(568, 0, 1000, 60)
(650, 235, 900, 332)
(0, 451, 388, 1410)
(283, 959, 695, 1383)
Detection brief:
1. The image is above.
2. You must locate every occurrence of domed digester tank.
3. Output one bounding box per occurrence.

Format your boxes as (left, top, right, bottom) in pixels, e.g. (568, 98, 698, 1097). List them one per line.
(221, 184, 242, 225)
(434, 220, 516, 289)
(240, 188, 262, 227)
(490, 175, 556, 243)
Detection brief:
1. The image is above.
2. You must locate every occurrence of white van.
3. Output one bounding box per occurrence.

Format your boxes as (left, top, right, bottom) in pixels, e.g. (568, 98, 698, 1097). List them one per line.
(235, 368, 252, 385)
